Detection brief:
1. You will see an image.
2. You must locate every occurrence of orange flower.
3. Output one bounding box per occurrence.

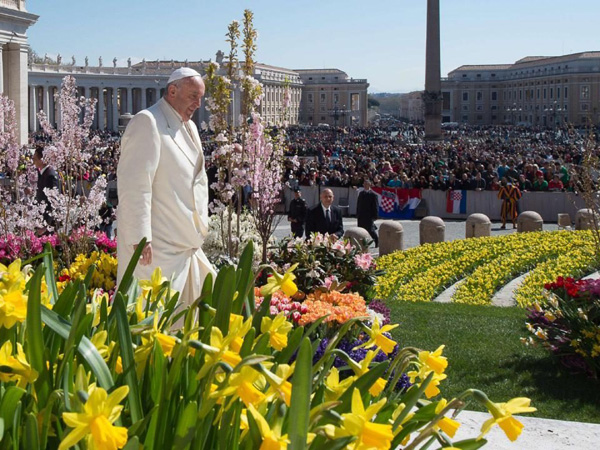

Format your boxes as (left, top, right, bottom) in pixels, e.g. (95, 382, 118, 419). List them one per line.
(298, 291, 367, 326)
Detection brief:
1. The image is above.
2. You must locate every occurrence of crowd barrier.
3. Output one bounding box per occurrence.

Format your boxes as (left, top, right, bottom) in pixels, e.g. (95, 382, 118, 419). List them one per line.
(283, 186, 588, 222)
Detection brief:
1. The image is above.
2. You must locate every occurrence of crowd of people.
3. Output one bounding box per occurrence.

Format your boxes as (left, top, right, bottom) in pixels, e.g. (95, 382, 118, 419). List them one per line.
(280, 122, 597, 193)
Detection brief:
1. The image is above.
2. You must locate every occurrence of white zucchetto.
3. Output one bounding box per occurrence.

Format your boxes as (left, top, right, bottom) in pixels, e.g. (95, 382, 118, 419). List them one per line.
(167, 68, 202, 84)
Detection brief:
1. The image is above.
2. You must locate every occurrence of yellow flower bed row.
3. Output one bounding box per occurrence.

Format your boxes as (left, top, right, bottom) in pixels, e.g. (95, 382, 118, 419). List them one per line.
(376, 237, 502, 301)
(452, 232, 581, 305)
(515, 231, 600, 307)
(377, 231, 600, 307)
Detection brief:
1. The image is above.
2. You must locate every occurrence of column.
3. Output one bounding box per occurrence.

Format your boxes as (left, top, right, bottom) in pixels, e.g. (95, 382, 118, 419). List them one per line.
(0, 46, 4, 94)
(56, 90, 62, 130)
(126, 87, 132, 114)
(97, 87, 105, 130)
(42, 85, 50, 116)
(5, 43, 29, 144)
(29, 85, 37, 132)
(141, 87, 147, 110)
(112, 88, 119, 131)
(424, 0, 442, 140)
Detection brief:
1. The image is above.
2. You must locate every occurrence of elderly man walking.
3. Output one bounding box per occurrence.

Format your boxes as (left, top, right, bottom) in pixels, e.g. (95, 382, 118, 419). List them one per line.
(117, 68, 215, 310)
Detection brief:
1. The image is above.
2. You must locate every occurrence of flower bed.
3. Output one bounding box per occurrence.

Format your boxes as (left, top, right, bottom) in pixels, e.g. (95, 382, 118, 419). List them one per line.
(0, 242, 536, 449)
(524, 276, 600, 377)
(377, 231, 600, 306)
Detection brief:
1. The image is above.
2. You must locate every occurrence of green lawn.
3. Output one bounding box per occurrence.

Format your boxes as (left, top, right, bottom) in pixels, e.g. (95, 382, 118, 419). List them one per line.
(386, 300, 600, 424)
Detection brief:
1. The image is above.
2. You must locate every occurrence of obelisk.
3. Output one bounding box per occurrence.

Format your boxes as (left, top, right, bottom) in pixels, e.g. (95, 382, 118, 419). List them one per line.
(424, 0, 442, 140)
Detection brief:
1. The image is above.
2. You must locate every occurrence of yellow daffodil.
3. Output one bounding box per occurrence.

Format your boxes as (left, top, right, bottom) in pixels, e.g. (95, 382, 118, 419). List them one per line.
(261, 313, 293, 351)
(247, 404, 290, 450)
(0, 259, 28, 328)
(59, 384, 129, 450)
(324, 388, 393, 450)
(0, 341, 38, 387)
(478, 396, 536, 442)
(407, 364, 447, 399)
(260, 264, 298, 297)
(433, 399, 460, 438)
(211, 366, 266, 408)
(198, 318, 252, 379)
(324, 367, 355, 402)
(138, 267, 168, 303)
(417, 345, 448, 375)
(354, 319, 399, 355)
(348, 350, 387, 397)
(261, 364, 294, 407)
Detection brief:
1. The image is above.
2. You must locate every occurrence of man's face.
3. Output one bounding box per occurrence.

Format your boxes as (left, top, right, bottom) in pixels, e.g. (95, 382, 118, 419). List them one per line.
(320, 190, 334, 208)
(169, 77, 205, 121)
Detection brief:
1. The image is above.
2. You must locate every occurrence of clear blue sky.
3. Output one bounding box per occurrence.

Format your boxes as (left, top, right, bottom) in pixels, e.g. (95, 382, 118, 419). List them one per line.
(27, 0, 600, 93)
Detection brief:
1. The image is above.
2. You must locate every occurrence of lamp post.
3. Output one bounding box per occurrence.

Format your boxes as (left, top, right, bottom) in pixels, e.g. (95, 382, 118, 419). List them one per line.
(329, 103, 348, 146)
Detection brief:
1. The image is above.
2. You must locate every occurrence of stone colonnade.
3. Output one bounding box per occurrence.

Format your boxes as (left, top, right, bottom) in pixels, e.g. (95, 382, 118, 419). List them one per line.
(28, 81, 166, 132)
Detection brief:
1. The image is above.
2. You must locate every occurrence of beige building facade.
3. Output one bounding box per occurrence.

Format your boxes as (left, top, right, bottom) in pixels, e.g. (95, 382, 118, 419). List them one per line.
(296, 69, 369, 127)
(398, 91, 424, 123)
(441, 52, 600, 127)
(28, 61, 367, 133)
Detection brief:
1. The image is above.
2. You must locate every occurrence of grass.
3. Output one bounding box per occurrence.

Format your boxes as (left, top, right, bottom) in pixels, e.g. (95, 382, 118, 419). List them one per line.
(386, 300, 600, 424)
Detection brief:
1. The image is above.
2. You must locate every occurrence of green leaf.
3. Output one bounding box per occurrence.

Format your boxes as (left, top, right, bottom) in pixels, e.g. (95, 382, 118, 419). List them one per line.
(0, 386, 26, 432)
(24, 413, 39, 450)
(113, 293, 144, 423)
(449, 438, 488, 450)
(117, 237, 147, 297)
(213, 265, 237, 335)
(0, 417, 3, 442)
(42, 243, 59, 305)
(288, 337, 312, 450)
(41, 305, 114, 389)
(123, 437, 141, 450)
(174, 401, 198, 449)
(233, 242, 254, 315)
(393, 371, 434, 429)
(275, 326, 304, 364)
(26, 264, 50, 406)
(12, 401, 22, 450)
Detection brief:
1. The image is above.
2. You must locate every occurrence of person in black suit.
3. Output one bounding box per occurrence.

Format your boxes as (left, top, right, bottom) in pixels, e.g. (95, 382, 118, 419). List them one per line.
(33, 146, 60, 232)
(288, 188, 308, 238)
(305, 188, 344, 238)
(356, 180, 379, 247)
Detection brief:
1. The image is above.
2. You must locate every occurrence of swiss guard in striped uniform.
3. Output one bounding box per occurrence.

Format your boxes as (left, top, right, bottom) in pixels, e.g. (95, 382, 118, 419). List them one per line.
(498, 179, 522, 229)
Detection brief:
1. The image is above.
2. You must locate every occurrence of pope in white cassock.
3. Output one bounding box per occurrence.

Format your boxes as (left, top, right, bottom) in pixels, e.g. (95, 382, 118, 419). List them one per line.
(117, 68, 216, 309)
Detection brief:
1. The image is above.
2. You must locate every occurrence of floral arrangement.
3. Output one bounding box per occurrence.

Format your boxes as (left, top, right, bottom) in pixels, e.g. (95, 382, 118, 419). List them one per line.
(377, 231, 600, 306)
(270, 234, 383, 299)
(0, 240, 536, 449)
(203, 208, 270, 267)
(56, 250, 118, 295)
(524, 276, 600, 377)
(298, 290, 368, 327)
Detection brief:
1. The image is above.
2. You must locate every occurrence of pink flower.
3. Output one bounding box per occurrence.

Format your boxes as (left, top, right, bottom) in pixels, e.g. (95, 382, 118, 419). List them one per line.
(354, 253, 374, 271)
(323, 275, 338, 290)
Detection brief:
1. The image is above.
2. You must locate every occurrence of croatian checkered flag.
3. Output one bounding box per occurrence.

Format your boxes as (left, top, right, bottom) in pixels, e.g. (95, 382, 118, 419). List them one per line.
(380, 189, 397, 213)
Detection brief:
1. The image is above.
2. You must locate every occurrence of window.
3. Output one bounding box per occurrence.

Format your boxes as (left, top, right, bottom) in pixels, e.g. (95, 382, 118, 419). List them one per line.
(334, 94, 339, 104)
(537, 89, 540, 99)
(308, 77, 313, 80)
(320, 105, 325, 112)
(476, 105, 483, 111)
(491, 74, 496, 77)
(462, 74, 467, 78)
(462, 92, 469, 101)
(492, 115, 497, 120)
(557, 88, 560, 99)
(476, 74, 481, 78)
(462, 105, 469, 111)
(462, 115, 469, 122)
(550, 88, 553, 99)
(320, 93, 326, 102)
(543, 89, 547, 99)
(351, 93, 360, 111)
(307, 93, 313, 103)
(491, 105, 497, 110)
(564, 87, 568, 99)
(491, 91, 497, 101)
(476, 114, 483, 120)
(580, 86, 590, 100)
(581, 103, 589, 111)
(320, 116, 326, 120)
(476, 91, 483, 101)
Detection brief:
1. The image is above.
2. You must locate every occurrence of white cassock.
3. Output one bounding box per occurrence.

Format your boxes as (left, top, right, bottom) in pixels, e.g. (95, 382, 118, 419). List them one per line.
(117, 97, 216, 308)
